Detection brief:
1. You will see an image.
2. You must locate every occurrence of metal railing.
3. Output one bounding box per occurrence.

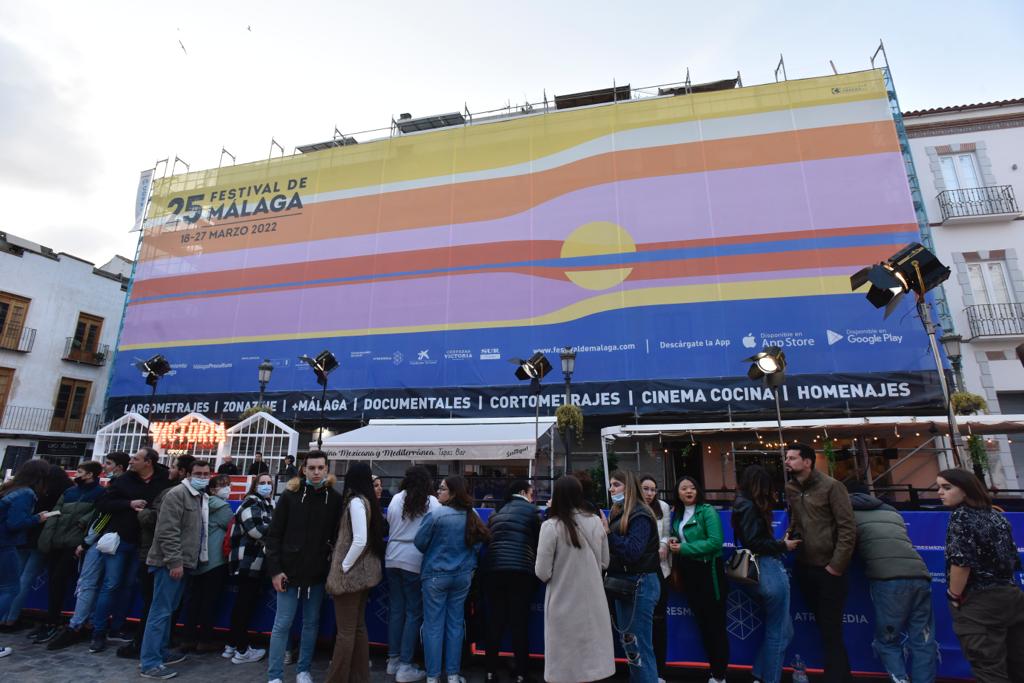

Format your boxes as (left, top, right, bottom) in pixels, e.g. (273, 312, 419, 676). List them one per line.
(0, 326, 35, 353)
(0, 404, 101, 434)
(965, 302, 1024, 337)
(62, 337, 110, 366)
(937, 185, 1019, 221)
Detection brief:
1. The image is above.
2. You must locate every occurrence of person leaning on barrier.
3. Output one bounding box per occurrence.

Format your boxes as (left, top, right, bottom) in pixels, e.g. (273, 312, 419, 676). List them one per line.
(937, 468, 1024, 683)
(846, 480, 936, 683)
(785, 443, 856, 683)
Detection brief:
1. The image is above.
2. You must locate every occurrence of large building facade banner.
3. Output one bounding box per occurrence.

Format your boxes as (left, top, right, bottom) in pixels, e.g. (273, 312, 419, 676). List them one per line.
(110, 70, 943, 418)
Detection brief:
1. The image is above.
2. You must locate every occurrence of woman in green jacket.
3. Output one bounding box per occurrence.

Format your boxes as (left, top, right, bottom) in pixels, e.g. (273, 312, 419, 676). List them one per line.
(668, 476, 729, 683)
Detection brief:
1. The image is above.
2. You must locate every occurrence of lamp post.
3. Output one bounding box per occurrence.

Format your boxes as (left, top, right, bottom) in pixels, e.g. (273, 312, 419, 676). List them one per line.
(509, 353, 552, 481)
(940, 333, 964, 393)
(257, 358, 274, 406)
(744, 346, 787, 472)
(559, 346, 577, 470)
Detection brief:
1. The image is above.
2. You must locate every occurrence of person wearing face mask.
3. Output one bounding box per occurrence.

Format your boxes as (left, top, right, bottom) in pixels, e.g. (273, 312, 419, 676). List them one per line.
(224, 473, 276, 665)
(638, 475, 672, 682)
(668, 476, 729, 683)
(179, 474, 233, 655)
(139, 459, 213, 680)
(30, 461, 104, 644)
(264, 451, 343, 683)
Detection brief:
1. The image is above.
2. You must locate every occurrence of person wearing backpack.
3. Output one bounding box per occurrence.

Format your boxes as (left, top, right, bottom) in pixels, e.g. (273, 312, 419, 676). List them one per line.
(223, 472, 275, 664)
(29, 461, 104, 644)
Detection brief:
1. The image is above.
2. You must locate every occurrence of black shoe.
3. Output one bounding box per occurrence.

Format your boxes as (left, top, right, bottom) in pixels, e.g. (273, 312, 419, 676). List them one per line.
(89, 635, 107, 653)
(163, 652, 187, 666)
(26, 624, 49, 640)
(117, 642, 141, 659)
(108, 629, 134, 643)
(0, 620, 28, 633)
(31, 626, 60, 644)
(47, 627, 85, 651)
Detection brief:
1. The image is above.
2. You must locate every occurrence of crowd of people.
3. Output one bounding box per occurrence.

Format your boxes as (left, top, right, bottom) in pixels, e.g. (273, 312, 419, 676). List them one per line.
(0, 444, 1021, 683)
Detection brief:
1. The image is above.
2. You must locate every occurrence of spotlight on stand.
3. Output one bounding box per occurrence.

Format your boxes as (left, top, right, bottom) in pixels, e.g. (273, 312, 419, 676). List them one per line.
(298, 350, 339, 449)
(745, 346, 786, 387)
(850, 242, 951, 318)
(136, 354, 171, 387)
(851, 243, 963, 466)
(509, 352, 552, 392)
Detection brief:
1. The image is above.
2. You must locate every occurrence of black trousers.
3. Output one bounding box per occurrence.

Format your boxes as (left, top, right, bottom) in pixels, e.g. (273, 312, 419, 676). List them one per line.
(183, 564, 229, 643)
(794, 564, 852, 683)
(678, 557, 729, 680)
(652, 573, 669, 676)
(483, 570, 536, 676)
(45, 548, 78, 625)
(131, 561, 157, 647)
(228, 572, 265, 651)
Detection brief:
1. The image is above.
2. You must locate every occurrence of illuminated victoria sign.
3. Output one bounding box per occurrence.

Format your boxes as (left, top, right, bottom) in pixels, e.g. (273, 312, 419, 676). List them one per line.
(149, 420, 226, 449)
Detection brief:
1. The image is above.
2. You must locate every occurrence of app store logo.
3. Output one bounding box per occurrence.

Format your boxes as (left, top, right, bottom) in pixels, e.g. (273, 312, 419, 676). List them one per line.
(826, 330, 844, 346)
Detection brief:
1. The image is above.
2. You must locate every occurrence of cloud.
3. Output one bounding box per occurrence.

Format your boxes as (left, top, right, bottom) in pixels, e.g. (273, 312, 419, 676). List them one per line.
(0, 34, 101, 193)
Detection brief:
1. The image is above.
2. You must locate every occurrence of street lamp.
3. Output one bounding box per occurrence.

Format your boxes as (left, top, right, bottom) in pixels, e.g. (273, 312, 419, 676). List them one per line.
(743, 346, 787, 465)
(298, 351, 339, 449)
(940, 334, 963, 393)
(559, 346, 577, 473)
(257, 359, 274, 406)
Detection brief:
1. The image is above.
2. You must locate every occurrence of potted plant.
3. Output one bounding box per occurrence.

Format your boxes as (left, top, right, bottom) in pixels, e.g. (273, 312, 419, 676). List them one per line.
(555, 404, 584, 445)
(239, 404, 273, 420)
(822, 438, 836, 476)
(950, 391, 987, 415)
(967, 434, 989, 484)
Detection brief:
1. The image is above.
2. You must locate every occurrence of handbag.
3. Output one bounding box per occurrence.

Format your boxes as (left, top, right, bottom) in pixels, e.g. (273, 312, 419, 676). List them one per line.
(725, 547, 759, 585)
(603, 573, 640, 600)
(96, 531, 121, 555)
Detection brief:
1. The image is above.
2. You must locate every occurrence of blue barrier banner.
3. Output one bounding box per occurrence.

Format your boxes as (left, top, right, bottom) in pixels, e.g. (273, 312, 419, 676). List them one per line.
(25, 509, 1023, 679)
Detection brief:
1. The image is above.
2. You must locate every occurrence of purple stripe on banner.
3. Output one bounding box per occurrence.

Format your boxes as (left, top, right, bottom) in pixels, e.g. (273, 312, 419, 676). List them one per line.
(135, 153, 914, 282)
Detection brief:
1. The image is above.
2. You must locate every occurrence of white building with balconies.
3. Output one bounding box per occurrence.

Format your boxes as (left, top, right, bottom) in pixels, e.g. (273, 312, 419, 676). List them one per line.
(904, 98, 1024, 487)
(0, 231, 131, 470)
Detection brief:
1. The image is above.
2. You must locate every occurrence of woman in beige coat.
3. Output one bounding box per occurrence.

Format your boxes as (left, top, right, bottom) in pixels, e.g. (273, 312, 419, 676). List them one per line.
(535, 476, 615, 683)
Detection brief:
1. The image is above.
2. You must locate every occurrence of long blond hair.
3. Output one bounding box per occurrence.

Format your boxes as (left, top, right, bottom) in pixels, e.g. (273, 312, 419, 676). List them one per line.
(610, 469, 654, 535)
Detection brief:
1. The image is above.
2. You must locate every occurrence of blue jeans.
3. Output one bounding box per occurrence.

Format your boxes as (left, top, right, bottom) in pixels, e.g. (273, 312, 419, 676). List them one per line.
(89, 541, 137, 637)
(869, 578, 936, 683)
(388, 568, 423, 664)
(740, 556, 793, 683)
(109, 553, 140, 633)
(421, 571, 473, 677)
(267, 584, 325, 681)
(613, 572, 660, 683)
(5, 549, 45, 623)
(0, 547, 24, 621)
(140, 567, 187, 671)
(70, 545, 104, 629)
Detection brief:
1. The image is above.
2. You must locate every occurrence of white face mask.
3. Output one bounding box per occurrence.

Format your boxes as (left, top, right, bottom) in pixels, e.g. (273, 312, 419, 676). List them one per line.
(214, 488, 230, 500)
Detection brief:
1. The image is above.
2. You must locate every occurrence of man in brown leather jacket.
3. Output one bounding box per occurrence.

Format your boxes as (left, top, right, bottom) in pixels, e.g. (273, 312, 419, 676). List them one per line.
(785, 443, 856, 683)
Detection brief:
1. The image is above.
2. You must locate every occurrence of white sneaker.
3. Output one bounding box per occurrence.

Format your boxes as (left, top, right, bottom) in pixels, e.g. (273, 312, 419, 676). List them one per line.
(0, 646, 11, 658)
(221, 645, 236, 659)
(232, 647, 266, 664)
(447, 675, 466, 683)
(297, 672, 314, 683)
(387, 655, 401, 675)
(269, 680, 283, 683)
(426, 678, 440, 683)
(397, 664, 427, 683)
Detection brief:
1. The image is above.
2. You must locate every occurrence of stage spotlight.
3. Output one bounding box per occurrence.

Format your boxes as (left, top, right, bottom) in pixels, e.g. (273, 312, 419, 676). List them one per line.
(136, 354, 171, 387)
(850, 242, 951, 318)
(745, 346, 786, 387)
(298, 350, 339, 387)
(509, 352, 552, 382)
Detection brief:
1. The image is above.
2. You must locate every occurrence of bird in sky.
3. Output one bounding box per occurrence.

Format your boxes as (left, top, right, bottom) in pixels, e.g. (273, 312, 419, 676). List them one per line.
(178, 39, 187, 55)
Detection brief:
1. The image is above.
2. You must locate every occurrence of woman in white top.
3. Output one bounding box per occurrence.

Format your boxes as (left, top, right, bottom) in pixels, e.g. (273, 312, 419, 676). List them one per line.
(325, 462, 387, 683)
(640, 474, 672, 680)
(384, 466, 442, 682)
(535, 475, 615, 683)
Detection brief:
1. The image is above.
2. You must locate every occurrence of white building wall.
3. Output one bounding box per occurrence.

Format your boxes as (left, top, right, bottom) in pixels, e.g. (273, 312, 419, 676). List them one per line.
(0, 232, 131, 461)
(904, 101, 1024, 488)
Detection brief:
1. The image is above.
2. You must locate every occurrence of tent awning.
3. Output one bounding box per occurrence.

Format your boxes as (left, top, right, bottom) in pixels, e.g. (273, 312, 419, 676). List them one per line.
(601, 414, 1024, 441)
(321, 417, 557, 461)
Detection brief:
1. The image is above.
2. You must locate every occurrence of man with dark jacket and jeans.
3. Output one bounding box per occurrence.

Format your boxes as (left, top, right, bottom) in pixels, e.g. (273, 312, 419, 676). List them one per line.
(846, 481, 936, 683)
(139, 458, 212, 679)
(785, 443, 856, 683)
(264, 451, 342, 683)
(49, 447, 170, 652)
(483, 480, 541, 683)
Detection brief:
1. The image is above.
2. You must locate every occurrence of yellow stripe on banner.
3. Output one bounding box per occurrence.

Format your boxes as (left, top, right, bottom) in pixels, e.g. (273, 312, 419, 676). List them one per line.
(148, 71, 890, 212)
(119, 274, 855, 350)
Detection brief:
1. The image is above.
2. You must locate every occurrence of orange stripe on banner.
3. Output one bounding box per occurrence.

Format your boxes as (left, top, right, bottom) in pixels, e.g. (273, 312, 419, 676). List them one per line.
(138, 121, 900, 262)
(131, 224, 913, 301)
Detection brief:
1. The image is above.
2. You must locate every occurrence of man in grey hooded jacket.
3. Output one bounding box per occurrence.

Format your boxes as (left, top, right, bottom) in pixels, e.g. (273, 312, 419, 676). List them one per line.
(846, 481, 936, 683)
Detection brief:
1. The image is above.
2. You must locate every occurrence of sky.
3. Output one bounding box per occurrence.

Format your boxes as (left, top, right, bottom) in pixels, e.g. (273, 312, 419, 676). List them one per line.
(1, 0, 1021, 266)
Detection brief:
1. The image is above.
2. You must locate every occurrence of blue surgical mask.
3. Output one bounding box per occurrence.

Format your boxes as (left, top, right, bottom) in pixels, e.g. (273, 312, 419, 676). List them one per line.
(309, 478, 326, 489)
(611, 492, 625, 505)
(190, 477, 209, 491)
(214, 488, 230, 500)
(256, 484, 273, 497)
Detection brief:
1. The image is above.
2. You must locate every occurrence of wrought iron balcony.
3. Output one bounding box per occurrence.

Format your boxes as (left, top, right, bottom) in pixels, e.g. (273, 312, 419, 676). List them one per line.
(0, 404, 101, 434)
(965, 303, 1024, 338)
(937, 185, 1020, 223)
(0, 326, 35, 353)
(62, 337, 110, 366)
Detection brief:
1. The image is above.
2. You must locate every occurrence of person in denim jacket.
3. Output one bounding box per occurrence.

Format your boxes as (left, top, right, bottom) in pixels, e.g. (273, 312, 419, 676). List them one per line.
(414, 475, 490, 683)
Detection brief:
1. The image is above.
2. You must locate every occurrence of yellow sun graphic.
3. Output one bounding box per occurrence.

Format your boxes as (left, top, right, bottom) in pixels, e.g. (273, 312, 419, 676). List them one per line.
(560, 221, 636, 290)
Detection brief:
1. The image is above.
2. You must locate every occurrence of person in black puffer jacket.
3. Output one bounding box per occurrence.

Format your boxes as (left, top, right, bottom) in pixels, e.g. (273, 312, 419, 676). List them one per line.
(482, 479, 541, 683)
